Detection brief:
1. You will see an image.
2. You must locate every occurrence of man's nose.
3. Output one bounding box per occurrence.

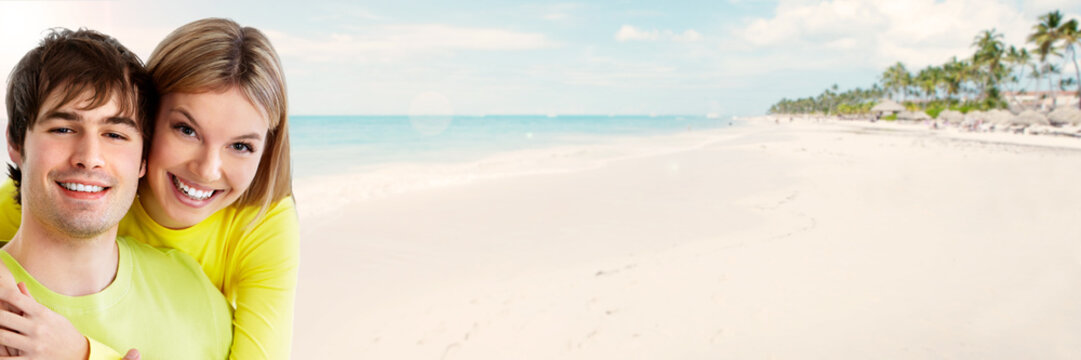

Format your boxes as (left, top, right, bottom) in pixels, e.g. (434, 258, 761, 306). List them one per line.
(71, 134, 105, 169)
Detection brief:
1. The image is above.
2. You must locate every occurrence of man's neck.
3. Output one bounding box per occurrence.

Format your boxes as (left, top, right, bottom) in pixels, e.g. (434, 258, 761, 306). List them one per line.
(4, 215, 120, 297)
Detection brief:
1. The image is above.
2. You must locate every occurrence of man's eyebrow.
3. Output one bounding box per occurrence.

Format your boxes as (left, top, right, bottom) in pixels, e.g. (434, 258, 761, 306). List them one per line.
(41, 111, 137, 130)
(41, 110, 80, 121)
(106, 116, 138, 129)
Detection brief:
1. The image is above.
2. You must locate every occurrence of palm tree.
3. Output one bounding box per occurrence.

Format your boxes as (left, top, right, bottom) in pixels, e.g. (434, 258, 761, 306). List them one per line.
(972, 29, 1007, 102)
(1060, 19, 1080, 109)
(1041, 62, 1064, 108)
(1028, 63, 1043, 96)
(1005, 46, 1032, 90)
(1004, 45, 1033, 108)
(942, 57, 966, 103)
(870, 83, 885, 100)
(1030, 11, 1064, 63)
(1029, 11, 1066, 108)
(916, 66, 942, 104)
(881, 62, 911, 101)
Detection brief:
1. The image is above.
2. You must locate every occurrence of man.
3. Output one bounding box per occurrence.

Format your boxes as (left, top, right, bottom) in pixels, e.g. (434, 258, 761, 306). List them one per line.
(0, 29, 231, 359)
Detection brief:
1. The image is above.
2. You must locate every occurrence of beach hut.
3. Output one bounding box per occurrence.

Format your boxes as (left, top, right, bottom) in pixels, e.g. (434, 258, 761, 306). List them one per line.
(938, 110, 964, 124)
(871, 99, 904, 117)
(1012, 110, 1050, 126)
(964, 110, 989, 123)
(1048, 107, 1081, 125)
(898, 110, 930, 121)
(986, 109, 1016, 125)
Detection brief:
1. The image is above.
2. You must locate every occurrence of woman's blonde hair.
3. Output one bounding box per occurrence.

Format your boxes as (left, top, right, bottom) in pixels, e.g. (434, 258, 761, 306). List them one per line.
(147, 18, 291, 218)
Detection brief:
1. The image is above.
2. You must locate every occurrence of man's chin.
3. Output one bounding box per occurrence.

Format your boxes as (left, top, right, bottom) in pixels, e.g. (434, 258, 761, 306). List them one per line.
(46, 212, 119, 240)
(54, 223, 113, 240)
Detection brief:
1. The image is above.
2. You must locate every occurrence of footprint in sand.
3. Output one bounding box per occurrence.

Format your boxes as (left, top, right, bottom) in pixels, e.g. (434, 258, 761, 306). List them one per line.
(440, 342, 460, 360)
(710, 329, 725, 344)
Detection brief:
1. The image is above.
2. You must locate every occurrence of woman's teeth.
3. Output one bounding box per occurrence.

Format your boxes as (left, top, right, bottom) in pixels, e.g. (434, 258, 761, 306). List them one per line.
(60, 182, 104, 193)
(173, 176, 214, 200)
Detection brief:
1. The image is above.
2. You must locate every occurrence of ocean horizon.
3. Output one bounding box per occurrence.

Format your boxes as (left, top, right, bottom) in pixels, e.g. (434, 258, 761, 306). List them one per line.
(291, 114, 740, 178)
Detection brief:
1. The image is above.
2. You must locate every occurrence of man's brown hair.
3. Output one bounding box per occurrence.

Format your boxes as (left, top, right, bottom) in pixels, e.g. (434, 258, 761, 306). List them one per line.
(5, 28, 156, 203)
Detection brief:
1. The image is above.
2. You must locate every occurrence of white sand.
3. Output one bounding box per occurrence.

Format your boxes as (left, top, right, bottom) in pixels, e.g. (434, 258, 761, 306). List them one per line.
(292, 118, 1081, 359)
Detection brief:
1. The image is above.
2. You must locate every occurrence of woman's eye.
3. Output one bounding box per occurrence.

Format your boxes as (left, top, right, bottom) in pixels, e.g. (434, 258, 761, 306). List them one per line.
(174, 124, 196, 137)
(231, 142, 254, 153)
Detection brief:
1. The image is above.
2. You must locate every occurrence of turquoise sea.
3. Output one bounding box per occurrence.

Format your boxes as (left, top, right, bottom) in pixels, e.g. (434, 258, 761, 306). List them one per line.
(290, 114, 737, 177)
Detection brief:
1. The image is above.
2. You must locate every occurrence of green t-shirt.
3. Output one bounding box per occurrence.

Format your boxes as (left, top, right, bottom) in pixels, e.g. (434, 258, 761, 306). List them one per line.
(0, 236, 232, 359)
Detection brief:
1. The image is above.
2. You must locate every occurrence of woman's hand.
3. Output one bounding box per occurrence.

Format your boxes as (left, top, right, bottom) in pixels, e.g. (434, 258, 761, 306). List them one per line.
(0, 282, 88, 359)
(0, 265, 140, 360)
(0, 260, 23, 356)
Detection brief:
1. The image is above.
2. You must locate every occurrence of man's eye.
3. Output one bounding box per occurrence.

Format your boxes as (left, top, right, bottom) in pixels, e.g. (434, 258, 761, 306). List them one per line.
(49, 128, 74, 134)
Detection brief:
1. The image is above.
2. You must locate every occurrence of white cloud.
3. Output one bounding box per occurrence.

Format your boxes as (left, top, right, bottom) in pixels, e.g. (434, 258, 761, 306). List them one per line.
(673, 30, 703, 42)
(538, 3, 583, 21)
(1021, 0, 1081, 16)
(309, 5, 382, 22)
(615, 25, 703, 43)
(267, 24, 559, 63)
(731, 0, 1078, 71)
(616, 25, 660, 41)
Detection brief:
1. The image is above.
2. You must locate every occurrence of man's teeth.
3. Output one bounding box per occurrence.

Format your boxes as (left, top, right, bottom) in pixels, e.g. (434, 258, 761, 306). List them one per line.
(60, 182, 104, 193)
(173, 176, 214, 200)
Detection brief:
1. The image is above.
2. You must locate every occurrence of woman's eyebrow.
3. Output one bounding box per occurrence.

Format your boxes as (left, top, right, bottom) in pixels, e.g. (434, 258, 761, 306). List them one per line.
(171, 108, 264, 142)
(171, 108, 201, 128)
(233, 133, 264, 141)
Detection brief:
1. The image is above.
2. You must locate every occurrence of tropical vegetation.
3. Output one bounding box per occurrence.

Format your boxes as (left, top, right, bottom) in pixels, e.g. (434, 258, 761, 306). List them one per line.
(768, 10, 1081, 116)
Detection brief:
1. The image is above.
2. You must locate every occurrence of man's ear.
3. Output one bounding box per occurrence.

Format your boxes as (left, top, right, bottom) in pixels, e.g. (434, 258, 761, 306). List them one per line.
(138, 159, 146, 178)
(6, 134, 20, 166)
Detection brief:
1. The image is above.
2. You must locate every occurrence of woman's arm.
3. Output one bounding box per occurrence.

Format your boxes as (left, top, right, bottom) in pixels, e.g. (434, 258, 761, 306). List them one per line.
(227, 197, 300, 359)
(0, 264, 133, 360)
(0, 179, 24, 241)
(0, 180, 136, 360)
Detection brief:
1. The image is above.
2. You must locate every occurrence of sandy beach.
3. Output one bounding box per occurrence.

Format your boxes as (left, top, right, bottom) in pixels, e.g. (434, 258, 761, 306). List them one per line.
(292, 118, 1081, 359)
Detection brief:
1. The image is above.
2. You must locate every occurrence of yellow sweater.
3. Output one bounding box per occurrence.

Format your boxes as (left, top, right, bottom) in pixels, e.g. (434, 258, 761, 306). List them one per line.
(0, 179, 300, 359)
(0, 237, 233, 359)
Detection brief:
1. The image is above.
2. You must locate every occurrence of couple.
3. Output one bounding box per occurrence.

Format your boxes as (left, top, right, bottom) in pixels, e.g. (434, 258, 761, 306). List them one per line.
(0, 18, 298, 359)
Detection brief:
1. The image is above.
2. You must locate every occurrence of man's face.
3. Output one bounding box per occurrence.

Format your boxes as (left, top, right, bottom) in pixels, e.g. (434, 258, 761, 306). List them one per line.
(9, 90, 145, 239)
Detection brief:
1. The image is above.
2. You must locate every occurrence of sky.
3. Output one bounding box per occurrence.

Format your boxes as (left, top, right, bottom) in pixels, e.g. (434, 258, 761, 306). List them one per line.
(0, 0, 1079, 117)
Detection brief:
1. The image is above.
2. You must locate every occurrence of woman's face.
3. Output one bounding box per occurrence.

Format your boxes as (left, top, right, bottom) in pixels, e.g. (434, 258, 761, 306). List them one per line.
(140, 87, 269, 229)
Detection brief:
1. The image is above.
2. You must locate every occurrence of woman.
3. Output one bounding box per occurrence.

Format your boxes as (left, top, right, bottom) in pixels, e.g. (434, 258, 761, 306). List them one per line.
(0, 18, 299, 359)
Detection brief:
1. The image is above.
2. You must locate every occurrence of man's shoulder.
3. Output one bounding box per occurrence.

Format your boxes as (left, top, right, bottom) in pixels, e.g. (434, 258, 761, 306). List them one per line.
(117, 235, 227, 316)
(118, 236, 207, 282)
(113, 239, 231, 359)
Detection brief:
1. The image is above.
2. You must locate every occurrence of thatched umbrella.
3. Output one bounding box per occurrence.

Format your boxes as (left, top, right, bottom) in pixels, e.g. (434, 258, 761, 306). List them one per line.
(871, 99, 904, 115)
(986, 109, 1016, 125)
(1048, 107, 1081, 125)
(938, 110, 964, 124)
(1012, 110, 1050, 125)
(964, 110, 987, 123)
(898, 110, 930, 121)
